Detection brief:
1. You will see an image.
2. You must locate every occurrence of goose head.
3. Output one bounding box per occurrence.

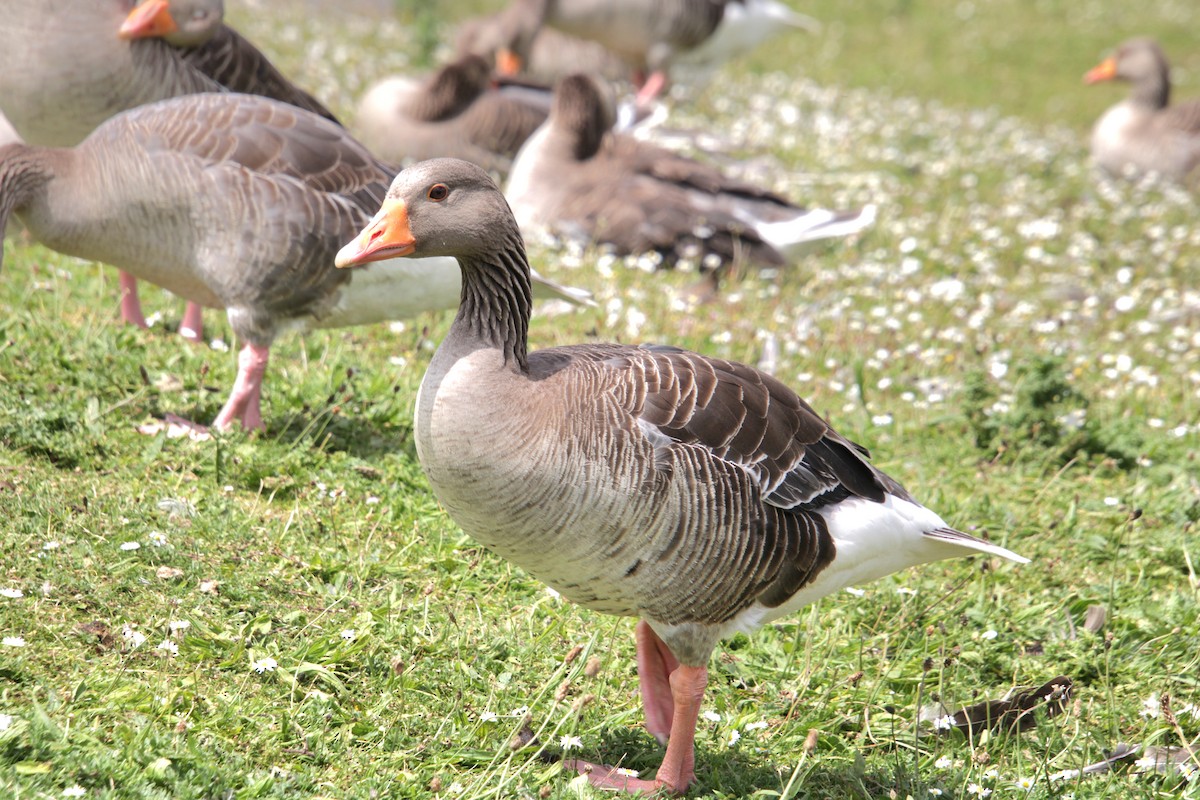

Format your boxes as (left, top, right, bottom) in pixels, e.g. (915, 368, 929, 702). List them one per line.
(1085, 38, 1171, 107)
(335, 158, 521, 268)
(119, 0, 224, 48)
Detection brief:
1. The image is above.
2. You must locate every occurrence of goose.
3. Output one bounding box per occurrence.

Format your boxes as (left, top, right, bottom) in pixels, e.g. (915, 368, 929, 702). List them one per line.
(455, 12, 631, 85)
(354, 55, 549, 175)
(507, 74, 875, 273)
(1085, 38, 1200, 185)
(119, 0, 340, 125)
(0, 0, 340, 342)
(491, 0, 816, 106)
(0, 94, 590, 431)
(334, 157, 1028, 795)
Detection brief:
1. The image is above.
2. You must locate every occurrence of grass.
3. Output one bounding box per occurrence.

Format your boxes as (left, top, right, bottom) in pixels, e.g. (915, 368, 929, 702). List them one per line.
(2, 1, 1200, 797)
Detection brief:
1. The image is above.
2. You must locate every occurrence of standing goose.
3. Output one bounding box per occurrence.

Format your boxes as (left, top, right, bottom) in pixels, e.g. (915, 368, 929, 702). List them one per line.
(0, 0, 340, 341)
(354, 55, 549, 174)
(492, 0, 816, 106)
(119, 0, 340, 125)
(0, 95, 589, 431)
(1085, 38, 1200, 184)
(335, 158, 1027, 795)
(507, 74, 875, 272)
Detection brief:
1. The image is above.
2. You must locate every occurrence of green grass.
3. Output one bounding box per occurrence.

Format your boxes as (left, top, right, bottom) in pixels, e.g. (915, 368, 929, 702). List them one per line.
(3, 1, 1200, 798)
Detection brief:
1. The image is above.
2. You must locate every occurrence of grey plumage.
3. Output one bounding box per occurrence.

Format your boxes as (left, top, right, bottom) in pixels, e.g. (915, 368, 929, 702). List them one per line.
(1086, 38, 1200, 184)
(336, 157, 1026, 793)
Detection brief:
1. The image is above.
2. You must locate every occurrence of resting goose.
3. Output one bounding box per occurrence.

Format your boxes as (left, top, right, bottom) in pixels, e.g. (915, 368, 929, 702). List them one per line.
(0, 95, 589, 431)
(354, 55, 549, 174)
(1085, 38, 1200, 184)
(455, 12, 631, 85)
(335, 158, 1028, 795)
(507, 74, 875, 272)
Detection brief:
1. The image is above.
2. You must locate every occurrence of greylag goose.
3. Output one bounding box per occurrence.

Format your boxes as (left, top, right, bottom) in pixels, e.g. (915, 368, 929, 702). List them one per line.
(0, 0, 340, 342)
(119, 0, 340, 125)
(0, 95, 589, 431)
(334, 158, 1028, 795)
(455, 12, 632, 85)
(507, 74, 875, 272)
(491, 0, 815, 106)
(1085, 38, 1200, 184)
(354, 55, 549, 174)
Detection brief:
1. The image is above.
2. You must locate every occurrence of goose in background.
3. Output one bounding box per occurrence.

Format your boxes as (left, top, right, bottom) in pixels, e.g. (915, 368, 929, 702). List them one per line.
(334, 157, 1027, 795)
(506, 74, 874, 274)
(0, 94, 590, 431)
(455, 11, 633, 85)
(1085, 38, 1200, 185)
(489, 0, 816, 106)
(354, 54, 550, 174)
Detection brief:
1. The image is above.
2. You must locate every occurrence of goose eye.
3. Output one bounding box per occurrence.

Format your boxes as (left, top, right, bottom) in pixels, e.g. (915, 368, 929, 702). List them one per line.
(427, 184, 450, 201)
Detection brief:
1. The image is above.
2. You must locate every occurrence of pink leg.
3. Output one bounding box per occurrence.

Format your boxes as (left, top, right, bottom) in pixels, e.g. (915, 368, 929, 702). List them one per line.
(212, 342, 270, 431)
(636, 620, 680, 744)
(564, 624, 707, 795)
(179, 302, 204, 342)
(119, 271, 149, 329)
(634, 70, 668, 107)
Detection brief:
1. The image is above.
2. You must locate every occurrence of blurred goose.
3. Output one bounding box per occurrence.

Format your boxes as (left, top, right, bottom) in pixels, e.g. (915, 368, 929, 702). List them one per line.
(354, 54, 549, 174)
(335, 157, 1027, 795)
(0, 94, 590, 431)
(119, 0, 340, 125)
(492, 0, 816, 105)
(1085, 38, 1200, 184)
(455, 12, 632, 85)
(507, 74, 875, 272)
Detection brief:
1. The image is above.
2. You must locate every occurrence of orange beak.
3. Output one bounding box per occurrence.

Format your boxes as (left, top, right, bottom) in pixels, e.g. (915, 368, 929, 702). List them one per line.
(119, 0, 178, 40)
(335, 199, 416, 268)
(496, 48, 523, 76)
(1084, 56, 1117, 84)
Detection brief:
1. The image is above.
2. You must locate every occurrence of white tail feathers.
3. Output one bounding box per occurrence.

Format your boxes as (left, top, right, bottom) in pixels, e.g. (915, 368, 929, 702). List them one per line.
(748, 203, 877, 255)
(923, 527, 1030, 564)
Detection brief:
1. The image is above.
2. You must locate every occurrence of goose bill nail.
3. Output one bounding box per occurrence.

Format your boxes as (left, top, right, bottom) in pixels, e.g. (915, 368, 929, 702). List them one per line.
(336, 199, 415, 267)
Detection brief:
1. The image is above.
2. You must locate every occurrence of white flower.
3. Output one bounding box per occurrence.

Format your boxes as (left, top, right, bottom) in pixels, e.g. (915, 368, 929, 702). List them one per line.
(478, 710, 498, 723)
(251, 657, 278, 673)
(1103, 497, 1120, 507)
(1140, 693, 1161, 719)
(745, 720, 768, 731)
(560, 734, 583, 750)
(872, 413, 894, 426)
(0, 588, 23, 599)
(614, 768, 639, 778)
(43, 540, 60, 550)
(1015, 776, 1035, 790)
(3, 636, 27, 647)
(1178, 761, 1197, 781)
(119, 541, 140, 551)
(928, 790, 943, 797)
(509, 706, 529, 718)
(366, 496, 381, 505)
(980, 629, 998, 640)
(340, 629, 356, 641)
(155, 639, 178, 656)
(965, 783, 990, 797)
(0, 713, 13, 730)
(210, 338, 230, 352)
(934, 756, 953, 769)
(168, 620, 190, 633)
(1134, 754, 1161, 771)
(982, 767, 999, 781)
(896, 587, 918, 596)
(446, 782, 464, 795)
(62, 786, 86, 797)
(932, 715, 955, 731)
(702, 710, 721, 722)
(1049, 769, 1080, 781)
(148, 531, 167, 547)
(728, 729, 741, 745)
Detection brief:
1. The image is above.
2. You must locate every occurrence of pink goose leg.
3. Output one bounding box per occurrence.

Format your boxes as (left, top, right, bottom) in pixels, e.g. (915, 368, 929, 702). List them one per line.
(564, 621, 706, 795)
(211, 342, 270, 431)
(118, 271, 148, 328)
(179, 302, 204, 342)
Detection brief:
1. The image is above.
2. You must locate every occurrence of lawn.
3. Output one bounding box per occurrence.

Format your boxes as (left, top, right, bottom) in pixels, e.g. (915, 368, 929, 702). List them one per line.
(2, 1, 1199, 798)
